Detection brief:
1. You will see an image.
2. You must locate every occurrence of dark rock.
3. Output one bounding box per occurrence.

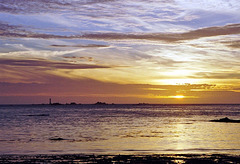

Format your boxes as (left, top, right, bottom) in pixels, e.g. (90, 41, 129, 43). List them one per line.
(210, 117, 240, 123)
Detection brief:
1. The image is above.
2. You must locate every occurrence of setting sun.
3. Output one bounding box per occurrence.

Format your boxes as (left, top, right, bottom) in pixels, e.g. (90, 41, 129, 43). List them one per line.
(173, 95, 185, 99)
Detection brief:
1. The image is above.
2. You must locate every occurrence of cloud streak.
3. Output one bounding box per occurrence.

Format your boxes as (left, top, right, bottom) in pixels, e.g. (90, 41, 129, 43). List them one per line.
(51, 44, 109, 48)
(80, 24, 240, 42)
(190, 72, 240, 79)
(0, 0, 116, 14)
(1, 22, 239, 42)
(0, 58, 111, 70)
(222, 40, 240, 49)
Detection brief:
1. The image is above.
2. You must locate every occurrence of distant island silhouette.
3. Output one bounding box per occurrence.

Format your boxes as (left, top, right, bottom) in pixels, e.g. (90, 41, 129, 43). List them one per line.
(48, 98, 81, 105)
(137, 103, 149, 105)
(210, 117, 240, 123)
(48, 98, 111, 106)
(94, 102, 108, 105)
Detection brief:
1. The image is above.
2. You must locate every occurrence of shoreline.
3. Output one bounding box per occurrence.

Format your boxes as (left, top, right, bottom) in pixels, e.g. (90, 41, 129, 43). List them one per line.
(0, 154, 239, 164)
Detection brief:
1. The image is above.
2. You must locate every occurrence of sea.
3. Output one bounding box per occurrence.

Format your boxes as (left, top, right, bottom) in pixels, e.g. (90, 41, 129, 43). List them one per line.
(0, 104, 239, 155)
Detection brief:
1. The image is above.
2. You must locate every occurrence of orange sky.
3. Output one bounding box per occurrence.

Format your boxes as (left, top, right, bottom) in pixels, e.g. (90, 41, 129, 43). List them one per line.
(0, 0, 240, 104)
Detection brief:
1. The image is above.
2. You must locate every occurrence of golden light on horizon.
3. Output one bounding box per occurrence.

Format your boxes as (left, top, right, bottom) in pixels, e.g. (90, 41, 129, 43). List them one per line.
(152, 95, 198, 99)
(155, 79, 200, 85)
(1, 0, 240, 105)
(172, 95, 185, 99)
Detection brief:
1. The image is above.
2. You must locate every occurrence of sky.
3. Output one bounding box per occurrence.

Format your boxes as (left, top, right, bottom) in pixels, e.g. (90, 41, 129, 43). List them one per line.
(0, 0, 240, 104)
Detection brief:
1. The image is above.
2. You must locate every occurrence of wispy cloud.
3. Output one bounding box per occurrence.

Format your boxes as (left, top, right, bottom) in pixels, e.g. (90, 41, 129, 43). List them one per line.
(1, 22, 240, 42)
(176, 0, 240, 12)
(0, 58, 111, 70)
(80, 24, 240, 42)
(51, 44, 109, 48)
(221, 40, 240, 49)
(1, 0, 240, 34)
(63, 56, 94, 62)
(190, 72, 240, 79)
(0, 0, 116, 14)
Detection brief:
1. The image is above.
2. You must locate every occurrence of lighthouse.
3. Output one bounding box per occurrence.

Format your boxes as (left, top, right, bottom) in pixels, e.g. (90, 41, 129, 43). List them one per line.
(49, 98, 52, 105)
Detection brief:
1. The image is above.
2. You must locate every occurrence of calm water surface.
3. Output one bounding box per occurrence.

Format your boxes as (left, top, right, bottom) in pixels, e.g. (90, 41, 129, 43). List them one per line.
(0, 104, 239, 155)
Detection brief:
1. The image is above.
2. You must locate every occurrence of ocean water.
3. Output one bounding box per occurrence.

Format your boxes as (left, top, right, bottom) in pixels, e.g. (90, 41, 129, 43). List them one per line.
(0, 104, 239, 155)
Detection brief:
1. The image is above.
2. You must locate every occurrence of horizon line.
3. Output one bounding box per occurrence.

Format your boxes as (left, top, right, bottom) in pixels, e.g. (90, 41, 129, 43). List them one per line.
(1, 103, 240, 106)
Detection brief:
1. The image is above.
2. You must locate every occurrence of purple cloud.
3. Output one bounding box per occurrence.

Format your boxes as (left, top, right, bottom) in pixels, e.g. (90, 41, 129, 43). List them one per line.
(0, 58, 111, 69)
(50, 44, 109, 48)
(1, 22, 239, 42)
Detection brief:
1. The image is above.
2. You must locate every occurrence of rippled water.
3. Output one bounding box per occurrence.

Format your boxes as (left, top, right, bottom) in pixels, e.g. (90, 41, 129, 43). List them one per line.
(0, 104, 239, 155)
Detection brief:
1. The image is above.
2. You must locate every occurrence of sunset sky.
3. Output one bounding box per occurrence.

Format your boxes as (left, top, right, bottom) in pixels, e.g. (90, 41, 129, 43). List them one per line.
(0, 0, 240, 104)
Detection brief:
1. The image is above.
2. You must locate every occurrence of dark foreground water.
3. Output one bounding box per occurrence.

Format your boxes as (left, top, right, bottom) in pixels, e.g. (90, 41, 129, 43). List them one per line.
(0, 104, 239, 155)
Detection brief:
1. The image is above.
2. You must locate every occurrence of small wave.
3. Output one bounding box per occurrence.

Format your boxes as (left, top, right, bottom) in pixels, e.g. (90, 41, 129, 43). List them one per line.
(22, 114, 50, 117)
(49, 137, 70, 141)
(163, 148, 240, 152)
(48, 137, 107, 142)
(151, 131, 163, 134)
(49, 150, 64, 153)
(122, 148, 240, 153)
(0, 139, 22, 143)
(123, 149, 153, 152)
(140, 135, 164, 138)
(180, 122, 193, 124)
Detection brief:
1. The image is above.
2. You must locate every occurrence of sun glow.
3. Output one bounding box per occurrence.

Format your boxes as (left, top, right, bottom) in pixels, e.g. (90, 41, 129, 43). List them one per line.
(160, 79, 200, 85)
(172, 95, 185, 99)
